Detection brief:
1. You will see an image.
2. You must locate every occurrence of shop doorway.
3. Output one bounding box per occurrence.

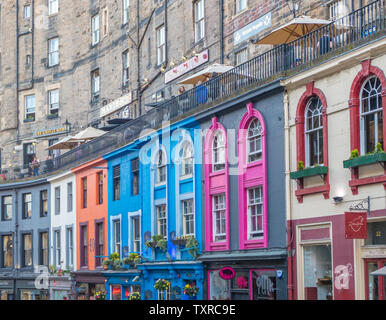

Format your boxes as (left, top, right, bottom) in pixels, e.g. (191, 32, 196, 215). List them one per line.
(365, 259, 386, 300)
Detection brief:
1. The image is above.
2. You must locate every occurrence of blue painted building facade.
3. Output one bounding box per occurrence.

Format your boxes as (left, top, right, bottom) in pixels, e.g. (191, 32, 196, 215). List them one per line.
(102, 117, 204, 300)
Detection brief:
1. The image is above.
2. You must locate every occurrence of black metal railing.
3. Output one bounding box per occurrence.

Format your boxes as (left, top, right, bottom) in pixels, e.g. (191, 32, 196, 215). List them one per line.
(2, 0, 385, 182)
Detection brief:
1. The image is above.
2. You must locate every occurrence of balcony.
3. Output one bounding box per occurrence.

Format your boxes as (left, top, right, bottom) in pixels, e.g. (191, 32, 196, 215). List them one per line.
(2, 0, 385, 183)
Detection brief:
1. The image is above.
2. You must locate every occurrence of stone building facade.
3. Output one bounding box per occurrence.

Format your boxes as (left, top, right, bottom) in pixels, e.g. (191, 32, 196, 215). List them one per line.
(0, 0, 360, 174)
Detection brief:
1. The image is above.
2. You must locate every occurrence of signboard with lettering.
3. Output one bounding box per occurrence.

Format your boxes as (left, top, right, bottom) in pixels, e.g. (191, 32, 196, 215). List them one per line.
(345, 212, 367, 239)
(99, 92, 132, 118)
(164, 49, 209, 84)
(234, 12, 272, 45)
(35, 127, 67, 138)
(219, 267, 235, 280)
(251, 269, 276, 300)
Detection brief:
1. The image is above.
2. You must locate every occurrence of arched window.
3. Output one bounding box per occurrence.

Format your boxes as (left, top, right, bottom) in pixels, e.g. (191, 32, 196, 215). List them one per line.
(305, 96, 324, 166)
(212, 131, 225, 172)
(181, 142, 193, 176)
(247, 118, 263, 163)
(156, 150, 166, 184)
(360, 76, 383, 154)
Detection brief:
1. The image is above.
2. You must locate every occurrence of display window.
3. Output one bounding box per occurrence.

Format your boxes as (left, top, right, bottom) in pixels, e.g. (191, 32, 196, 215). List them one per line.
(250, 269, 276, 300)
(208, 270, 230, 300)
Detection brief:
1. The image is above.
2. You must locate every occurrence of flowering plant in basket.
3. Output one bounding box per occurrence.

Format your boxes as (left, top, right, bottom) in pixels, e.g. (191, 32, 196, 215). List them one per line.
(154, 279, 170, 291)
(95, 290, 107, 300)
(183, 283, 199, 296)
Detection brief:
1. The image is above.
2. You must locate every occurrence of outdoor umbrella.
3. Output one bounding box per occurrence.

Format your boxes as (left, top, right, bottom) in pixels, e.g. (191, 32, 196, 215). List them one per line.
(370, 266, 386, 276)
(46, 135, 83, 150)
(72, 126, 106, 141)
(179, 63, 234, 85)
(255, 16, 333, 45)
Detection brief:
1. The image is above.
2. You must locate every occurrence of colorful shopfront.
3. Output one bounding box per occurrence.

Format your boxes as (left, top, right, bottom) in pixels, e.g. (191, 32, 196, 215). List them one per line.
(102, 269, 142, 300)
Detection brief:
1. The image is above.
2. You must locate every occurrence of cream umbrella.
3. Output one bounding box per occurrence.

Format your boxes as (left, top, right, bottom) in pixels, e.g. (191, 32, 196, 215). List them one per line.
(179, 63, 234, 85)
(72, 127, 106, 141)
(46, 136, 83, 150)
(255, 16, 334, 45)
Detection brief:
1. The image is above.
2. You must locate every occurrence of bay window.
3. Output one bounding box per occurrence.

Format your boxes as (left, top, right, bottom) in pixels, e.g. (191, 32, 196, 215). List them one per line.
(305, 96, 324, 166)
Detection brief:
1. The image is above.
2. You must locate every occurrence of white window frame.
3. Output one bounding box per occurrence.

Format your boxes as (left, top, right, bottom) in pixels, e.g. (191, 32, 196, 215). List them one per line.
(66, 227, 73, 268)
(182, 199, 195, 237)
(212, 194, 226, 243)
(156, 204, 167, 238)
(54, 230, 61, 267)
(92, 14, 100, 45)
(212, 131, 225, 172)
(49, 0, 59, 15)
(156, 150, 167, 185)
(91, 69, 100, 96)
(156, 25, 165, 65)
(48, 89, 59, 115)
(181, 142, 194, 177)
(360, 76, 383, 155)
(235, 47, 248, 66)
(247, 118, 263, 163)
(24, 5, 31, 19)
(236, 0, 247, 13)
(123, 50, 130, 86)
(113, 220, 121, 256)
(194, 0, 205, 42)
(48, 37, 59, 67)
(25, 95, 36, 120)
(305, 97, 324, 166)
(247, 186, 263, 239)
(123, 0, 130, 24)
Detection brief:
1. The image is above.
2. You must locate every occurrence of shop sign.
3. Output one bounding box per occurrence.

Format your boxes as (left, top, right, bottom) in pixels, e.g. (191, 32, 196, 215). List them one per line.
(345, 212, 367, 239)
(251, 270, 276, 300)
(35, 126, 67, 138)
(219, 267, 235, 280)
(164, 49, 209, 84)
(234, 12, 272, 45)
(99, 92, 132, 118)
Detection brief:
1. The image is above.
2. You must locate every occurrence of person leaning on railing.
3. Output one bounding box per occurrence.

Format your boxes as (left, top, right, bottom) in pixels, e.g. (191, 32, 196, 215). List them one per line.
(30, 156, 40, 177)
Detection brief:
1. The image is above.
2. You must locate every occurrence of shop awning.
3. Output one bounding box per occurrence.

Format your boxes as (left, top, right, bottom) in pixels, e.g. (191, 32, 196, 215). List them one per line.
(179, 63, 234, 85)
(370, 266, 386, 276)
(255, 16, 333, 45)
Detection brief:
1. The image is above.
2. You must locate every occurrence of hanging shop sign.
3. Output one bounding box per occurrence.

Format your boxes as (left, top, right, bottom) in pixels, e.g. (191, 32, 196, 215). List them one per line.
(234, 12, 272, 45)
(345, 212, 367, 239)
(219, 267, 235, 280)
(35, 126, 67, 138)
(164, 49, 209, 84)
(99, 92, 132, 118)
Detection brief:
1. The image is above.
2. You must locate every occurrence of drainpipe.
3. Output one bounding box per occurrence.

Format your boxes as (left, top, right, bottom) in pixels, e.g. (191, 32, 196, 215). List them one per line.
(13, 188, 19, 300)
(16, 0, 20, 143)
(284, 91, 294, 300)
(137, 0, 141, 116)
(164, 0, 168, 66)
(219, 0, 224, 64)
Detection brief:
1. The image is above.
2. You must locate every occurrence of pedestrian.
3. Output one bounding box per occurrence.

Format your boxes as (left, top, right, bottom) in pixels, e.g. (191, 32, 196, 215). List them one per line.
(317, 31, 333, 55)
(31, 156, 40, 176)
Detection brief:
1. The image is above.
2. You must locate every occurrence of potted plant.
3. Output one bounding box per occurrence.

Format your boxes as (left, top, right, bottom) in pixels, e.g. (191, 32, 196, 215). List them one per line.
(95, 290, 107, 301)
(185, 236, 199, 258)
(129, 292, 141, 300)
(49, 264, 57, 275)
(156, 238, 168, 252)
(57, 268, 63, 276)
(183, 283, 199, 300)
(146, 235, 166, 250)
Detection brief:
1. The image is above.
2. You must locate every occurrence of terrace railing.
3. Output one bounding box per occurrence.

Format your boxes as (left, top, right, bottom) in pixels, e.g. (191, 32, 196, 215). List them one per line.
(3, 0, 385, 182)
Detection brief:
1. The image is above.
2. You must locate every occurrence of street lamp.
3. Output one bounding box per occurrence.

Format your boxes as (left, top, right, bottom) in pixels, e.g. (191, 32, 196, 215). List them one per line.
(63, 119, 71, 136)
(286, 0, 302, 18)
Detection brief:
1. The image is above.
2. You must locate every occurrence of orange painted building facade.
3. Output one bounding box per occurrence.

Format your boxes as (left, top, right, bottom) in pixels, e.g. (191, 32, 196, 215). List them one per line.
(72, 157, 108, 272)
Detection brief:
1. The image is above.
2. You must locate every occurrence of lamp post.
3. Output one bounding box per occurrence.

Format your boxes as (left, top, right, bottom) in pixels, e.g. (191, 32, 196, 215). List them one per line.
(286, 0, 302, 18)
(63, 119, 71, 136)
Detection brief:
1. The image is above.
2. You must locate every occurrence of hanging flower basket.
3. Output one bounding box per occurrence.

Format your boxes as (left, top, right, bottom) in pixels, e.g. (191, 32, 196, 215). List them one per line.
(95, 290, 107, 300)
(183, 283, 199, 297)
(129, 292, 141, 300)
(154, 279, 170, 291)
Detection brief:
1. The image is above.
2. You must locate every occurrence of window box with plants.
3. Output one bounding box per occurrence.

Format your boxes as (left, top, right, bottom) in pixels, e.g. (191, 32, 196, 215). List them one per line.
(290, 161, 328, 180)
(103, 252, 122, 270)
(171, 236, 188, 246)
(343, 145, 386, 169)
(145, 235, 168, 252)
(121, 253, 141, 268)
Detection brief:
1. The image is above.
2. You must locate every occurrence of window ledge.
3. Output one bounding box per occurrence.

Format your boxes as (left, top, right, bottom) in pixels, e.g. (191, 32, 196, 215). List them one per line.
(210, 170, 225, 177)
(23, 118, 35, 123)
(155, 182, 166, 188)
(180, 174, 193, 181)
(290, 166, 328, 179)
(244, 160, 263, 170)
(343, 153, 386, 169)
